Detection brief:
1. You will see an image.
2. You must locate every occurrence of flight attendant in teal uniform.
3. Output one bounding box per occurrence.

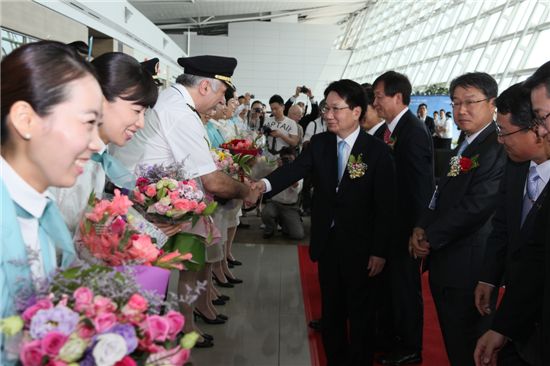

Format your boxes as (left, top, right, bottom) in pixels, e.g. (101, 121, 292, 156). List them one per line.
(0, 41, 103, 363)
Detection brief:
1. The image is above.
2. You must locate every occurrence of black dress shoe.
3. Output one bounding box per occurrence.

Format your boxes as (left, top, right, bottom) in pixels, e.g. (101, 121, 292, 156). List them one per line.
(212, 273, 234, 288)
(212, 298, 226, 306)
(194, 310, 226, 325)
(218, 294, 230, 301)
(308, 319, 322, 332)
(202, 333, 214, 341)
(377, 351, 422, 365)
(227, 258, 242, 266)
(226, 276, 243, 284)
(194, 338, 214, 348)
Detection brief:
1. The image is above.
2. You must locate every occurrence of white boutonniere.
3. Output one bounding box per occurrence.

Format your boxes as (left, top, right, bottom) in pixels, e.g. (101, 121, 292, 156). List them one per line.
(347, 154, 367, 179)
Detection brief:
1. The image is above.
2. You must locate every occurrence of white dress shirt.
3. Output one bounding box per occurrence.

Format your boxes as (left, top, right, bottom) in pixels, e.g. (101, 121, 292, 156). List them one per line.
(367, 121, 386, 136)
(525, 159, 550, 199)
(386, 107, 409, 133)
(2, 157, 55, 282)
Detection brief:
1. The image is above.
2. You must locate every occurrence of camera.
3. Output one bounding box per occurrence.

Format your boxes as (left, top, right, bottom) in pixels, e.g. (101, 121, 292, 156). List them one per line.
(250, 94, 255, 98)
(253, 108, 263, 113)
(300, 86, 308, 93)
(262, 126, 273, 135)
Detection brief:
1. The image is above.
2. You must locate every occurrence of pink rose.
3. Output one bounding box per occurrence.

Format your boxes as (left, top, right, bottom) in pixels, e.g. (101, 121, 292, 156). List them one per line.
(145, 185, 157, 198)
(172, 198, 193, 212)
(22, 299, 53, 323)
(133, 190, 145, 205)
(144, 315, 170, 342)
(73, 287, 93, 312)
(115, 356, 137, 366)
(93, 312, 117, 333)
(165, 311, 185, 340)
(126, 294, 148, 312)
(77, 324, 96, 339)
(169, 348, 191, 366)
(41, 331, 69, 357)
(93, 296, 117, 314)
(195, 202, 207, 214)
(20, 340, 44, 366)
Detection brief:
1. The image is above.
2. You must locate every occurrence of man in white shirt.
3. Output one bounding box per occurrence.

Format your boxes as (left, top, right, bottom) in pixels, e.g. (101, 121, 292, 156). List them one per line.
(263, 94, 299, 156)
(116, 55, 257, 203)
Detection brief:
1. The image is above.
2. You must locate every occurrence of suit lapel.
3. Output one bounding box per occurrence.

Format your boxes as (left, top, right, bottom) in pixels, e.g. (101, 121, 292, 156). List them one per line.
(510, 163, 529, 241)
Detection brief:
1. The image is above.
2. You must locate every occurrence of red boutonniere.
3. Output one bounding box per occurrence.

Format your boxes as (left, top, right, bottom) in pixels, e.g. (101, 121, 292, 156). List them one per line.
(447, 154, 480, 177)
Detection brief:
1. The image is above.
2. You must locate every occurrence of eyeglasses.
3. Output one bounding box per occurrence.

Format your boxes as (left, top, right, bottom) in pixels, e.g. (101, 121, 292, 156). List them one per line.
(450, 98, 489, 109)
(321, 105, 351, 114)
(496, 124, 531, 138)
(532, 111, 550, 127)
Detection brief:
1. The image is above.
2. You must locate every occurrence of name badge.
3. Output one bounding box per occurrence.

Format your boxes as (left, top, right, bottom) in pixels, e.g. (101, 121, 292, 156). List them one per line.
(428, 186, 439, 210)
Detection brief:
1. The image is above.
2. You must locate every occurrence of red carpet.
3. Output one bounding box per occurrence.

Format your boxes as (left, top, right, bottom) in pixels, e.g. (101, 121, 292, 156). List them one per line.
(298, 244, 450, 366)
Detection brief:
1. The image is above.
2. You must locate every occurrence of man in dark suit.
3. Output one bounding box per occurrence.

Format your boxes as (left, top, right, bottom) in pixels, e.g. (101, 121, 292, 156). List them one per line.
(474, 61, 550, 366)
(474, 83, 549, 366)
(373, 71, 435, 365)
(418, 103, 435, 135)
(411, 72, 507, 365)
(254, 79, 396, 365)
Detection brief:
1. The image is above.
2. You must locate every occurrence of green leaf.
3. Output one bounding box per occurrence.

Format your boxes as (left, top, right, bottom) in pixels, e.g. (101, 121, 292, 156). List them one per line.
(87, 191, 96, 206)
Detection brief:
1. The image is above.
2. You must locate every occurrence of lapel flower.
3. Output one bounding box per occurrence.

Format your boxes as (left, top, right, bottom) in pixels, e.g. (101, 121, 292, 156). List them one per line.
(386, 136, 397, 149)
(447, 154, 480, 177)
(347, 154, 368, 179)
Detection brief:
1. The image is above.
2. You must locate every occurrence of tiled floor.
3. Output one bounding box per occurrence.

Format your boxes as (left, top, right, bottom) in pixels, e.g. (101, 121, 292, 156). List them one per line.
(189, 219, 312, 366)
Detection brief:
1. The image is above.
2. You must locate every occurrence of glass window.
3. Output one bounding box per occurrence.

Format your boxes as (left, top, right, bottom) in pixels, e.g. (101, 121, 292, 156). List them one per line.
(1, 28, 39, 58)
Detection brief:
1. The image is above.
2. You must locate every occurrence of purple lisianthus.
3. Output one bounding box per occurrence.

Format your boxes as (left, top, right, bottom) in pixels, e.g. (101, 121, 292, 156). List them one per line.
(30, 305, 80, 339)
(107, 324, 138, 354)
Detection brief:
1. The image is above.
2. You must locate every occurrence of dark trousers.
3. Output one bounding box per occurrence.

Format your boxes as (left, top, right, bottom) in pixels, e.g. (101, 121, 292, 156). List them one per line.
(318, 232, 375, 366)
(498, 342, 532, 366)
(429, 280, 497, 366)
(386, 255, 423, 352)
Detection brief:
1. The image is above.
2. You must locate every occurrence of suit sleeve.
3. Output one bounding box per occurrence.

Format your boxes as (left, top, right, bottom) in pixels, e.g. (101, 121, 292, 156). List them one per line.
(403, 127, 435, 222)
(424, 147, 506, 250)
(478, 168, 509, 285)
(284, 97, 294, 115)
(491, 211, 546, 340)
(265, 136, 314, 197)
(371, 148, 397, 258)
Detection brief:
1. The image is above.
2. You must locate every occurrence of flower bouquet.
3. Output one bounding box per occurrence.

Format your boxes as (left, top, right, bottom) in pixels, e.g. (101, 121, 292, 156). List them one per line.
(79, 190, 194, 294)
(220, 138, 261, 157)
(1, 266, 200, 366)
(132, 163, 217, 226)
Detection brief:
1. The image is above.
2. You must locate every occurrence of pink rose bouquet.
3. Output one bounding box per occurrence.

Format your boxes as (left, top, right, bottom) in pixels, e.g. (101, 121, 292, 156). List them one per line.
(132, 164, 217, 225)
(2, 284, 197, 366)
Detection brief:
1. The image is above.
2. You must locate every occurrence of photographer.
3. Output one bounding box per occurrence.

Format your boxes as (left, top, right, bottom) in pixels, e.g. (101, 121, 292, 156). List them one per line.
(284, 85, 320, 131)
(261, 147, 304, 239)
(263, 94, 299, 155)
(248, 99, 264, 131)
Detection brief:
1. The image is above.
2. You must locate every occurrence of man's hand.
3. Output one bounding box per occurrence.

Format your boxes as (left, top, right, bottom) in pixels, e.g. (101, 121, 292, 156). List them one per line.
(270, 129, 283, 138)
(409, 227, 430, 258)
(294, 86, 301, 98)
(306, 88, 313, 98)
(244, 92, 252, 103)
(367, 256, 386, 277)
(474, 330, 507, 366)
(243, 180, 262, 207)
(474, 282, 495, 316)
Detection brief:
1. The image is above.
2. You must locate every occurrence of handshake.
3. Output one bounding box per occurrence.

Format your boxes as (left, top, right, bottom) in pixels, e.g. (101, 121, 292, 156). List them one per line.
(243, 179, 267, 208)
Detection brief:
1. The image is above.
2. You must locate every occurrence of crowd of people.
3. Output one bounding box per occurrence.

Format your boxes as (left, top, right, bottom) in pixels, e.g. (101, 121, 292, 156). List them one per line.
(1, 38, 550, 366)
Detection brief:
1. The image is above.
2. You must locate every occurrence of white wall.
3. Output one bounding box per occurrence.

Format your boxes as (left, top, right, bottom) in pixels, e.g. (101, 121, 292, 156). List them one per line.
(171, 21, 340, 103)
